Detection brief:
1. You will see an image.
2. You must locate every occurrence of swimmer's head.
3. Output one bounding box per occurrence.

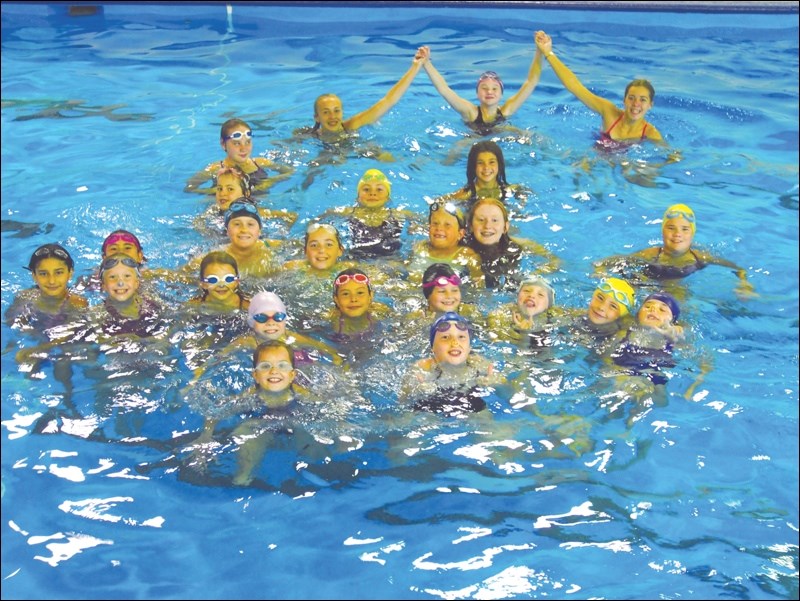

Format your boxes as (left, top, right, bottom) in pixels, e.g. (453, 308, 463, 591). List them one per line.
(27, 243, 74, 273)
(466, 141, 507, 189)
(429, 311, 472, 347)
(252, 340, 296, 394)
(313, 94, 344, 132)
(333, 268, 373, 318)
(358, 168, 391, 198)
(220, 118, 251, 142)
(468, 198, 510, 246)
(662, 203, 696, 234)
(476, 70, 504, 94)
(517, 276, 555, 309)
(421, 263, 461, 299)
(224, 200, 262, 228)
(594, 277, 635, 316)
(248, 291, 287, 329)
(624, 79, 655, 102)
(102, 230, 144, 262)
(641, 291, 680, 323)
(214, 166, 252, 210)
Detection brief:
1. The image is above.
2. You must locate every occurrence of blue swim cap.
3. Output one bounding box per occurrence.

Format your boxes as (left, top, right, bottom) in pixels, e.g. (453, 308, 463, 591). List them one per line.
(643, 292, 680, 322)
(430, 312, 471, 347)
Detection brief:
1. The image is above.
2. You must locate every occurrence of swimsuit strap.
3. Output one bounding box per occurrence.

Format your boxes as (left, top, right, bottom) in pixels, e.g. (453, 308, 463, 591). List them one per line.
(640, 122, 648, 141)
(603, 114, 625, 137)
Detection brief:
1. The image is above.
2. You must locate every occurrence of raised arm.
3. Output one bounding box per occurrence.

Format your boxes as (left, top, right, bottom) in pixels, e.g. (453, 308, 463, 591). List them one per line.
(418, 46, 478, 122)
(500, 37, 544, 118)
(535, 31, 617, 119)
(344, 47, 426, 131)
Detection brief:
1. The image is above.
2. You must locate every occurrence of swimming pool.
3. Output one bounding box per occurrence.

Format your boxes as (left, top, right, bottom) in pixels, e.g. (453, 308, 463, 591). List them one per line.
(2, 2, 798, 599)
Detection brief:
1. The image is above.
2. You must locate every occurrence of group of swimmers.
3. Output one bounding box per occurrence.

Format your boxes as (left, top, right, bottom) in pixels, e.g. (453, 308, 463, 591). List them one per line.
(6, 30, 756, 486)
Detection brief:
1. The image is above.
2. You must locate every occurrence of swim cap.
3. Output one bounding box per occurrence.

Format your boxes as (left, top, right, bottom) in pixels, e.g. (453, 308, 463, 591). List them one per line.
(430, 311, 472, 347)
(476, 70, 504, 93)
(248, 291, 287, 328)
(643, 292, 680, 323)
(518, 276, 555, 307)
(596, 277, 635, 316)
(28, 243, 74, 272)
(421, 263, 460, 298)
(358, 169, 391, 196)
(224, 199, 262, 228)
(102, 230, 142, 255)
(663, 203, 696, 234)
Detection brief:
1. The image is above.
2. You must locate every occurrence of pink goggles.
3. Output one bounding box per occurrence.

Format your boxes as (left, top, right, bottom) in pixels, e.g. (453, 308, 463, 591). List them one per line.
(422, 274, 461, 289)
(102, 232, 141, 253)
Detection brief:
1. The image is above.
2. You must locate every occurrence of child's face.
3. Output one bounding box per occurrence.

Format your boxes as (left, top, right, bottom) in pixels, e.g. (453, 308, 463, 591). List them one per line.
(102, 263, 140, 303)
(623, 85, 653, 121)
(474, 152, 500, 186)
(334, 280, 373, 318)
(32, 257, 72, 300)
(661, 216, 694, 255)
(517, 284, 550, 316)
(252, 312, 287, 340)
(637, 299, 674, 329)
(201, 262, 239, 304)
(476, 80, 503, 106)
(357, 182, 390, 208)
(587, 289, 623, 325)
(429, 209, 464, 250)
(216, 174, 246, 210)
(314, 96, 344, 133)
(306, 228, 343, 270)
(103, 241, 143, 263)
(470, 202, 507, 246)
(221, 125, 253, 163)
(427, 283, 461, 313)
(226, 217, 261, 250)
(431, 321, 471, 366)
(253, 346, 295, 393)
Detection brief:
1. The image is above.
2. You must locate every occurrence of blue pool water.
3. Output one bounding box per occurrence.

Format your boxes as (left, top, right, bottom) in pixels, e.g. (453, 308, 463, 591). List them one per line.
(2, 3, 798, 599)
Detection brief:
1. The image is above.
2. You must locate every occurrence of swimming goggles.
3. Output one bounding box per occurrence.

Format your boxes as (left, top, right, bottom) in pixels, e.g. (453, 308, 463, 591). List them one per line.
(433, 320, 469, 334)
(334, 273, 370, 287)
(477, 70, 504, 92)
(422, 274, 462, 289)
(254, 360, 293, 372)
(223, 130, 252, 141)
(101, 256, 140, 271)
(227, 201, 259, 215)
(307, 222, 339, 235)
(202, 274, 238, 285)
(597, 279, 632, 312)
(359, 172, 389, 184)
(252, 312, 287, 323)
(34, 246, 71, 261)
(429, 201, 465, 227)
(103, 232, 141, 251)
(664, 208, 695, 223)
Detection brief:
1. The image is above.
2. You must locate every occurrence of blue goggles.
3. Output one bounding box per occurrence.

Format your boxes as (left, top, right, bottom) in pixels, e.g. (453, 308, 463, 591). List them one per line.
(202, 274, 238, 285)
(101, 256, 140, 271)
(664, 209, 695, 223)
(252, 312, 287, 323)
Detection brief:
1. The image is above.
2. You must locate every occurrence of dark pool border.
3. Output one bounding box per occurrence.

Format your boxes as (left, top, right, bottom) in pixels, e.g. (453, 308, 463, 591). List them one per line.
(3, 0, 799, 16)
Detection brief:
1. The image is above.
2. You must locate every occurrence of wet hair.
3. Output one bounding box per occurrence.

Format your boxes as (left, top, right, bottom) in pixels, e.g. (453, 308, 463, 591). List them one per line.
(624, 79, 655, 102)
(421, 263, 459, 299)
(253, 339, 295, 370)
(27, 243, 75, 272)
(213, 166, 253, 200)
(220, 118, 251, 141)
(313, 93, 341, 117)
(304, 223, 344, 252)
(463, 141, 509, 202)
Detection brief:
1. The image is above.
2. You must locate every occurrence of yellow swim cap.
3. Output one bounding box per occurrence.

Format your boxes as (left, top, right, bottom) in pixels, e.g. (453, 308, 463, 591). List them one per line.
(663, 203, 696, 234)
(358, 169, 391, 196)
(596, 277, 635, 315)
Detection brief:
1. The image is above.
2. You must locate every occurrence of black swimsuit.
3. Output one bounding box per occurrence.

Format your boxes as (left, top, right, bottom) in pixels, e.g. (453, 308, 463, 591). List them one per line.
(612, 330, 675, 386)
(468, 108, 506, 136)
(467, 233, 522, 290)
(642, 248, 706, 280)
(347, 208, 403, 259)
